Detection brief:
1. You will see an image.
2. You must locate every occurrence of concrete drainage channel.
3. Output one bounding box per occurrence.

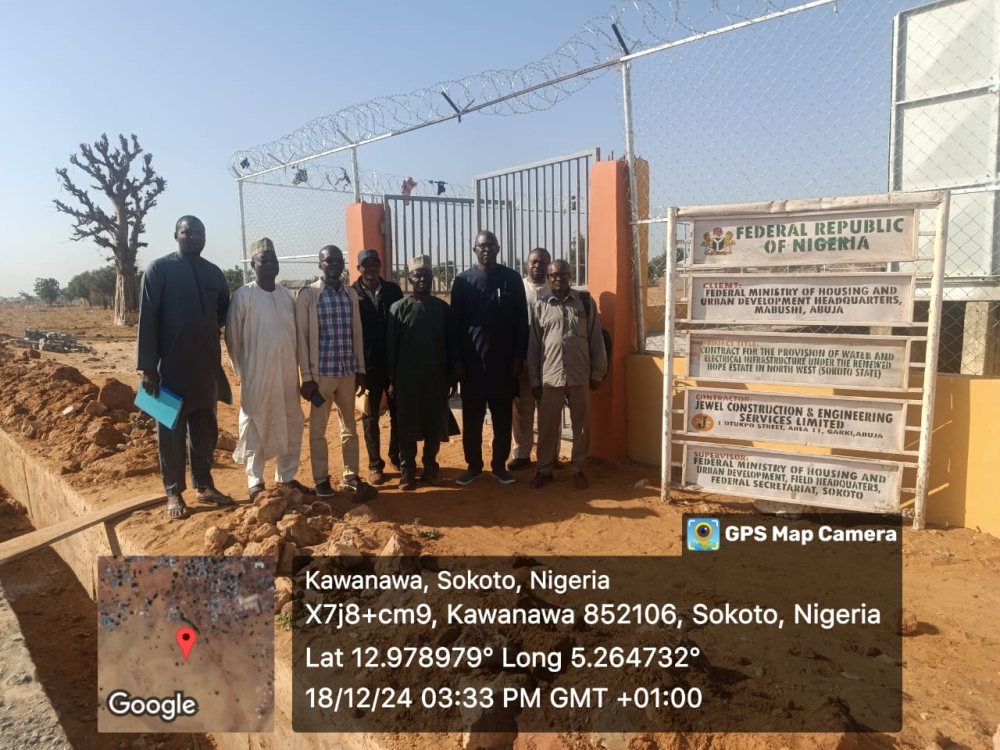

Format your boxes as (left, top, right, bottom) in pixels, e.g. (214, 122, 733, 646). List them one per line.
(0, 428, 392, 750)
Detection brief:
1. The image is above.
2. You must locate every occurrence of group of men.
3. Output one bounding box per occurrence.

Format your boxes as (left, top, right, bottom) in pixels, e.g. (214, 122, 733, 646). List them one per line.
(137, 217, 608, 520)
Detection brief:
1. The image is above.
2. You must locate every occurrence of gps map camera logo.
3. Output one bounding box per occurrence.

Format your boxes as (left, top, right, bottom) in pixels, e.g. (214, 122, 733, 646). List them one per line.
(687, 518, 720, 552)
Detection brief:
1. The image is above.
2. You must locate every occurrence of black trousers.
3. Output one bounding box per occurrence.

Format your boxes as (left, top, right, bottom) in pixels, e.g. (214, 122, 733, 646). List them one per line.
(461, 396, 513, 473)
(361, 379, 399, 470)
(157, 406, 218, 497)
(399, 439, 440, 476)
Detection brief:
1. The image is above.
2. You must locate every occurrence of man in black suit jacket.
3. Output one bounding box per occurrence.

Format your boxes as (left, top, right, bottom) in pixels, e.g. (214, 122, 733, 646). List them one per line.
(352, 249, 405, 484)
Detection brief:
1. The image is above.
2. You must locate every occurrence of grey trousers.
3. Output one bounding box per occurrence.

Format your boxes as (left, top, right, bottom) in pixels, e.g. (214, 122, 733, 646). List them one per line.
(536, 386, 589, 475)
(511, 369, 536, 460)
(157, 406, 218, 496)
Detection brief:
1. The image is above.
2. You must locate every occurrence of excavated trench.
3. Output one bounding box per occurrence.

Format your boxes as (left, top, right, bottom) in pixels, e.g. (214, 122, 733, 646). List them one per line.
(0, 429, 386, 750)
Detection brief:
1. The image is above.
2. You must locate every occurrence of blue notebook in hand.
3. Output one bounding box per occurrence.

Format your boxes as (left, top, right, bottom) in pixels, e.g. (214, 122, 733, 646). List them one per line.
(134, 384, 183, 430)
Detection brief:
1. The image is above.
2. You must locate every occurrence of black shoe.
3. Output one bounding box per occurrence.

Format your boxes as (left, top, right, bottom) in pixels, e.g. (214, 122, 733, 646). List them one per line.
(315, 478, 336, 499)
(506, 458, 535, 471)
(344, 477, 378, 503)
(455, 469, 483, 486)
(554, 460, 565, 470)
(398, 473, 417, 491)
(530, 473, 553, 489)
(491, 469, 517, 485)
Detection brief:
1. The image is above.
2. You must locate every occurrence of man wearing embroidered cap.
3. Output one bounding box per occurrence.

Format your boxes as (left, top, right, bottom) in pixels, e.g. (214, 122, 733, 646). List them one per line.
(225, 238, 310, 501)
(387, 255, 454, 490)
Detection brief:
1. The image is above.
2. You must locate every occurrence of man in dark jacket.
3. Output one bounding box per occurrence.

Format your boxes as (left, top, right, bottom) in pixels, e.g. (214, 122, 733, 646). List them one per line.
(137, 215, 235, 520)
(449, 230, 528, 486)
(351, 249, 404, 485)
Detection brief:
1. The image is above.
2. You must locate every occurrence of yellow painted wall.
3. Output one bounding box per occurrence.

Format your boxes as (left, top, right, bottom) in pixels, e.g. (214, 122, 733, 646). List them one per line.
(925, 376, 1000, 533)
(626, 353, 1000, 537)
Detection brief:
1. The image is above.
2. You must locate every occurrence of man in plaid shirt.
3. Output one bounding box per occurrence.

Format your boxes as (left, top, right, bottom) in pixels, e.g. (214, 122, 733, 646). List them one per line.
(296, 245, 378, 502)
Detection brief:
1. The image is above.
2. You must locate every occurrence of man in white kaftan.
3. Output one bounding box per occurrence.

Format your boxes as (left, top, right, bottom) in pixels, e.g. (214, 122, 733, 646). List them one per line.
(225, 238, 307, 498)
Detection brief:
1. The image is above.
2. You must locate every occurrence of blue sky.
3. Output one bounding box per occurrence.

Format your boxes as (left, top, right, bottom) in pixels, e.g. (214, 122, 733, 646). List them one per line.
(0, 0, 633, 297)
(0, 0, 933, 297)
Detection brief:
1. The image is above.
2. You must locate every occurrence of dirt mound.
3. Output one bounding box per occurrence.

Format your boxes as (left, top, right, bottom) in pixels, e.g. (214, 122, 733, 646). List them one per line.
(0, 341, 159, 480)
(202, 487, 428, 604)
(97, 377, 138, 412)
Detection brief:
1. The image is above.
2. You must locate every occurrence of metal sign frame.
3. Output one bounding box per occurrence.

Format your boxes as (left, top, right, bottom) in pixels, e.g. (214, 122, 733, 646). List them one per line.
(661, 190, 950, 530)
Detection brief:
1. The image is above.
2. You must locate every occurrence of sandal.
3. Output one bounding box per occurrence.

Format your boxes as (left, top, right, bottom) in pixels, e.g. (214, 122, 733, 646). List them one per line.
(166, 496, 188, 520)
(196, 487, 236, 506)
(249, 483, 266, 502)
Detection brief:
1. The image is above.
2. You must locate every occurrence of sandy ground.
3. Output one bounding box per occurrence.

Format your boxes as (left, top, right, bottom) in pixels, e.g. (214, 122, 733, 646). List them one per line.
(1, 302, 999, 750)
(0, 489, 218, 750)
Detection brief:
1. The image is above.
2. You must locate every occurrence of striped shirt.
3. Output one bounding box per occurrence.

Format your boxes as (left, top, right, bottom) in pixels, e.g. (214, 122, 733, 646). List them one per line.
(317, 283, 358, 378)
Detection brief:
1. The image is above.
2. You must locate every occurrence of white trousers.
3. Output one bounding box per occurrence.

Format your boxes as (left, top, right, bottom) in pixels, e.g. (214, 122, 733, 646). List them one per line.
(246, 450, 300, 489)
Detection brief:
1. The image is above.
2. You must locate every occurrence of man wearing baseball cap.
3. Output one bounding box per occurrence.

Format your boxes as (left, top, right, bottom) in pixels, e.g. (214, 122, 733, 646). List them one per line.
(351, 248, 404, 485)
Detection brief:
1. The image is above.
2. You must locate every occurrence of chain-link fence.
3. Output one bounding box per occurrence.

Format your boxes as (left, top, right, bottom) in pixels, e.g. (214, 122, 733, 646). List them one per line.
(627, 0, 999, 375)
(230, 0, 998, 374)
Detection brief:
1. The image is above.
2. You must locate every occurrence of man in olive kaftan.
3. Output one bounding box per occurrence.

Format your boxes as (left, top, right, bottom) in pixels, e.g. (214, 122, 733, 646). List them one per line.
(387, 255, 453, 490)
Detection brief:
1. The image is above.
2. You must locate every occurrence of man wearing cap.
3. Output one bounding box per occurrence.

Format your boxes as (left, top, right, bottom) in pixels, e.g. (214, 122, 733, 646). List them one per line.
(296, 245, 378, 502)
(225, 239, 309, 501)
(387, 255, 454, 490)
(351, 249, 404, 485)
(137, 215, 235, 520)
(508, 247, 552, 472)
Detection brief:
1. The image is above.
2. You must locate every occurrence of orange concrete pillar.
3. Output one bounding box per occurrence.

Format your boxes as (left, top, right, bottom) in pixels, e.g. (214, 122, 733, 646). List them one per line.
(588, 160, 635, 461)
(346, 202, 388, 284)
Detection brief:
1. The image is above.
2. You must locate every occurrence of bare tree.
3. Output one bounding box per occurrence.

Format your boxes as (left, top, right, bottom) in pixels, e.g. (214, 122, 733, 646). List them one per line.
(54, 134, 166, 325)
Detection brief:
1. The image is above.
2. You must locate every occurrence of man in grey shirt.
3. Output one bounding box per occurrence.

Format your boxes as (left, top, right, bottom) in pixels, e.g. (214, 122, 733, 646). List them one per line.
(527, 259, 608, 490)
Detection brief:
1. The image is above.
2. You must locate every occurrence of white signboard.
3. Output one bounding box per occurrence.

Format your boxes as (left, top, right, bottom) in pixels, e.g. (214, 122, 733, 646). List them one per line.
(691, 209, 917, 266)
(687, 332, 910, 389)
(682, 443, 901, 512)
(683, 388, 907, 452)
(688, 273, 916, 325)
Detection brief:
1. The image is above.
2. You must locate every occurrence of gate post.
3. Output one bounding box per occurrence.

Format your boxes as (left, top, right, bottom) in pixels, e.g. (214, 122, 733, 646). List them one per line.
(587, 160, 635, 461)
(346, 202, 388, 284)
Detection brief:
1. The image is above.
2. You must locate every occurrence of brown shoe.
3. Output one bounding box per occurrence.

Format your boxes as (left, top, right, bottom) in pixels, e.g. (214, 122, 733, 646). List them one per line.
(196, 487, 235, 507)
(572, 472, 589, 490)
(398, 473, 417, 491)
(369, 469, 386, 486)
(421, 472, 449, 486)
(529, 473, 553, 490)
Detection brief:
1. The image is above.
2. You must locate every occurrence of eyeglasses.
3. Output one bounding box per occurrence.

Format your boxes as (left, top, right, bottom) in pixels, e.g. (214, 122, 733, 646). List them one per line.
(548, 272, 571, 279)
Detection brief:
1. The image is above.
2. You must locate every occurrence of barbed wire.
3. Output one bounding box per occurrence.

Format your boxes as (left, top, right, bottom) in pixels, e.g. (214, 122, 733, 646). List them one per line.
(228, 0, 794, 178)
(242, 161, 476, 199)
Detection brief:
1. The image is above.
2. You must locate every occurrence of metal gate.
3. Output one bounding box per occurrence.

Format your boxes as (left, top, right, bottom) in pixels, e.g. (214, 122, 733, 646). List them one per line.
(383, 194, 475, 294)
(474, 148, 600, 284)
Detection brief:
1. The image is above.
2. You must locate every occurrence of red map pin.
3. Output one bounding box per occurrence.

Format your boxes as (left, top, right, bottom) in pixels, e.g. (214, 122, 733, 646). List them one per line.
(176, 627, 198, 661)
